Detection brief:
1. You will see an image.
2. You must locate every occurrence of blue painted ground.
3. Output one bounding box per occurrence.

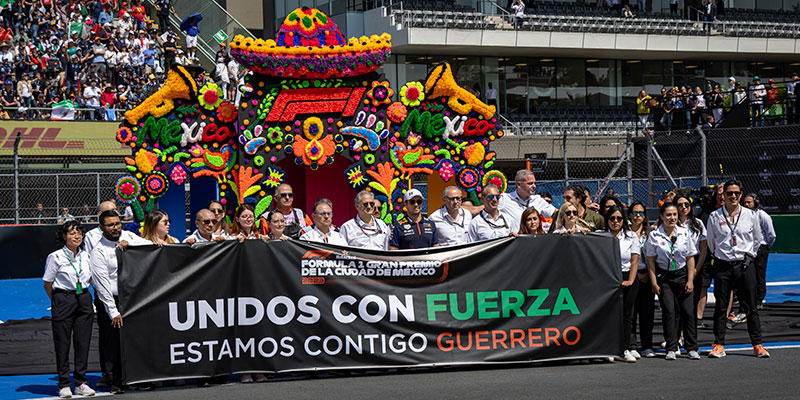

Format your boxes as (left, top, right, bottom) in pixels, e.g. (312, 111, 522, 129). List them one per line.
(1, 254, 798, 400)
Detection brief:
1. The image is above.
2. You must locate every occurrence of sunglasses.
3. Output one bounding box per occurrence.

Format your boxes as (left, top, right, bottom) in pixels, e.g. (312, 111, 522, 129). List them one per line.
(563, 210, 577, 217)
(677, 203, 691, 208)
(162, 219, 171, 224)
(361, 202, 375, 209)
(630, 211, 645, 217)
(726, 191, 741, 197)
(197, 219, 215, 225)
(407, 199, 423, 205)
(485, 194, 500, 201)
(609, 216, 624, 222)
(278, 193, 294, 199)
(210, 208, 224, 214)
(446, 196, 462, 202)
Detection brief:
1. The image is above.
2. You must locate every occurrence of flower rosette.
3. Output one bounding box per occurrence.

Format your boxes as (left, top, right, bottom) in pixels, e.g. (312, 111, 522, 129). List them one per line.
(115, 176, 140, 203)
(482, 170, 507, 193)
(144, 172, 169, 197)
(198, 83, 224, 110)
(400, 81, 425, 107)
(168, 162, 190, 185)
(456, 166, 480, 191)
(216, 102, 238, 123)
(435, 159, 457, 182)
(463, 142, 485, 166)
(366, 81, 393, 107)
(267, 127, 284, 144)
(387, 102, 407, 123)
(116, 127, 134, 144)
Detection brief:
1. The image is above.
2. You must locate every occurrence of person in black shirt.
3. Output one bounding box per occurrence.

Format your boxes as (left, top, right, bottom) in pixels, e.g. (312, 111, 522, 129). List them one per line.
(389, 189, 439, 250)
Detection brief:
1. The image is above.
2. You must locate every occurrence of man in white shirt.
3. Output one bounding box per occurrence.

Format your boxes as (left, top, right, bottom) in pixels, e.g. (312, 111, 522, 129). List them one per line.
(82, 79, 102, 120)
(743, 193, 776, 308)
(706, 179, 768, 359)
(84, 201, 121, 254)
(300, 198, 347, 245)
(429, 186, 472, 246)
(340, 190, 389, 250)
(183, 209, 226, 244)
(499, 169, 556, 233)
(749, 76, 766, 127)
(469, 185, 512, 241)
(90, 210, 148, 393)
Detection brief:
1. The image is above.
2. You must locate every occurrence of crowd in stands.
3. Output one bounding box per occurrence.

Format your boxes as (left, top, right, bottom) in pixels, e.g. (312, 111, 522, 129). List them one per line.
(0, 0, 193, 121)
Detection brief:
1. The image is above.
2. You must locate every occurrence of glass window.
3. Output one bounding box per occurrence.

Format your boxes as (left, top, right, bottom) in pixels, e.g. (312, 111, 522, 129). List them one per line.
(382, 55, 398, 96)
(621, 60, 643, 106)
(556, 58, 586, 106)
(501, 57, 530, 115)
(586, 59, 618, 106)
(528, 58, 556, 111)
(396, 55, 430, 87)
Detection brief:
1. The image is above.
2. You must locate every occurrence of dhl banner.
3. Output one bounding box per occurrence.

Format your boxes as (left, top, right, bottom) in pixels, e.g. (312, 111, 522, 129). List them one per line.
(0, 121, 128, 156)
(118, 235, 623, 384)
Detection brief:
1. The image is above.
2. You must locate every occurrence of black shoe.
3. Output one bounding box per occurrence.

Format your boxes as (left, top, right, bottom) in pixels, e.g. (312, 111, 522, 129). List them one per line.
(96, 375, 112, 388)
(196, 378, 209, 387)
(132, 383, 153, 390)
(110, 386, 125, 394)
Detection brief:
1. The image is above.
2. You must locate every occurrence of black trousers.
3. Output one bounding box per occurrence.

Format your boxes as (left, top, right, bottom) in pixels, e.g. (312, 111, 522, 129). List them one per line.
(95, 295, 122, 387)
(634, 271, 655, 350)
(51, 290, 94, 389)
(713, 258, 762, 345)
(754, 245, 770, 304)
(657, 268, 698, 352)
(621, 271, 639, 350)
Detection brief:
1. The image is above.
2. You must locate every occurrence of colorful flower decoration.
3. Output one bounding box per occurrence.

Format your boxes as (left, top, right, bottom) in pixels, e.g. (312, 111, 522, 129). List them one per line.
(482, 170, 507, 193)
(366, 81, 393, 106)
(134, 149, 159, 174)
(198, 83, 224, 110)
(407, 132, 421, 146)
(436, 159, 457, 182)
(115, 176, 140, 203)
(124, 65, 198, 125)
(400, 81, 425, 107)
(144, 172, 169, 197)
(267, 127, 284, 144)
(216, 102, 238, 123)
(189, 144, 204, 157)
(168, 162, 190, 185)
(345, 164, 369, 189)
(464, 142, 486, 166)
(457, 166, 480, 191)
(116, 127, 134, 144)
(263, 166, 285, 189)
(302, 117, 324, 140)
(293, 134, 336, 166)
(387, 102, 407, 123)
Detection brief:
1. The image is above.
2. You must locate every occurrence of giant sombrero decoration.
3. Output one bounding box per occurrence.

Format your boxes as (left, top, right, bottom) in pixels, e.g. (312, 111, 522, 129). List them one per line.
(229, 7, 392, 79)
(116, 7, 504, 226)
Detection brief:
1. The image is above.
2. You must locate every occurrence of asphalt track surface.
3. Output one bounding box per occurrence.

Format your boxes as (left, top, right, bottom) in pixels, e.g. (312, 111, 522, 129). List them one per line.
(114, 347, 800, 400)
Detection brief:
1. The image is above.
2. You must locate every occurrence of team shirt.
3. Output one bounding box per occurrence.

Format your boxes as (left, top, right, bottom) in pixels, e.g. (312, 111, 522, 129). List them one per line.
(300, 226, 347, 246)
(498, 191, 556, 233)
(756, 209, 776, 247)
(91, 234, 149, 319)
(706, 206, 762, 262)
(429, 207, 472, 246)
(645, 225, 699, 271)
(614, 230, 642, 273)
(390, 216, 438, 249)
(43, 246, 92, 292)
(340, 215, 390, 250)
(468, 210, 511, 242)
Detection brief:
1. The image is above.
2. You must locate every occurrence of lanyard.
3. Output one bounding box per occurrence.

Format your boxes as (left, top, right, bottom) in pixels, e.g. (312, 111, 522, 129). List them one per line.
(62, 248, 84, 294)
(443, 208, 465, 229)
(481, 212, 508, 229)
(356, 216, 383, 236)
(668, 237, 677, 271)
(722, 206, 742, 246)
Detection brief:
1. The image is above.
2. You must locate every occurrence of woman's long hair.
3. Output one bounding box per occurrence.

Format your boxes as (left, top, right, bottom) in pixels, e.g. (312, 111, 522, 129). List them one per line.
(143, 209, 176, 244)
(518, 207, 545, 235)
(603, 205, 630, 234)
(555, 202, 587, 230)
(674, 193, 702, 234)
(229, 204, 256, 237)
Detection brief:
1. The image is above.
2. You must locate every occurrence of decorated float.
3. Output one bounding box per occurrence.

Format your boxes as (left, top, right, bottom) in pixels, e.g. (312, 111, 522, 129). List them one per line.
(115, 7, 506, 230)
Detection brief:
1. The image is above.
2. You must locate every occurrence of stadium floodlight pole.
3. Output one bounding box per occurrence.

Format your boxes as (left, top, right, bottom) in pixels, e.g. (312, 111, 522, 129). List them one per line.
(13, 131, 20, 224)
(695, 125, 707, 186)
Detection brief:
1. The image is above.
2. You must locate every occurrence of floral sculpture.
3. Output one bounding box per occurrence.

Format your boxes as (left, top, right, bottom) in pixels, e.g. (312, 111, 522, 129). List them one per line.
(116, 7, 505, 224)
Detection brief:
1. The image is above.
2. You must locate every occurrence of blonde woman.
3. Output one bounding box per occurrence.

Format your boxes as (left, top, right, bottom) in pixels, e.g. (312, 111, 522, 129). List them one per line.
(552, 202, 589, 234)
(142, 210, 178, 245)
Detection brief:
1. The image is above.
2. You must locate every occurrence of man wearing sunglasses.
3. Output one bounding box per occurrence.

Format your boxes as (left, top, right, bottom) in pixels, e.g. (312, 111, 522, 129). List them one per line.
(499, 169, 556, 233)
(429, 186, 473, 246)
(341, 190, 389, 250)
(389, 189, 439, 250)
(260, 183, 312, 239)
(183, 209, 226, 244)
(469, 185, 512, 242)
(300, 198, 347, 245)
(706, 179, 768, 359)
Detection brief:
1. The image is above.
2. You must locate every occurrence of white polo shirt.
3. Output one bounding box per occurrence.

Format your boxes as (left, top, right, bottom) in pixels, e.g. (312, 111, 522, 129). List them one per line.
(84, 226, 103, 254)
(706, 206, 762, 262)
(679, 218, 707, 250)
(43, 246, 92, 291)
(91, 234, 150, 319)
(300, 226, 347, 246)
(183, 230, 223, 243)
(498, 191, 556, 233)
(614, 230, 641, 273)
(429, 207, 472, 247)
(340, 215, 390, 250)
(468, 210, 511, 242)
(645, 225, 698, 271)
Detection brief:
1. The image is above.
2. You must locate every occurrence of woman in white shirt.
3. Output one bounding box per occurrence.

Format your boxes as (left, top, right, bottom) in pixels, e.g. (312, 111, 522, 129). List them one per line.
(646, 202, 700, 361)
(42, 221, 96, 397)
(674, 194, 709, 329)
(629, 202, 656, 358)
(604, 206, 641, 363)
(265, 210, 290, 240)
(552, 202, 589, 235)
(226, 204, 265, 242)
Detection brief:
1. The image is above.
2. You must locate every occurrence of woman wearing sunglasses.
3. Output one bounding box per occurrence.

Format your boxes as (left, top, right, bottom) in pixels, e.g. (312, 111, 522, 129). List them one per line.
(142, 209, 178, 245)
(629, 202, 655, 358)
(603, 205, 640, 363)
(552, 202, 589, 234)
(207, 200, 230, 236)
(645, 202, 700, 361)
(674, 194, 709, 329)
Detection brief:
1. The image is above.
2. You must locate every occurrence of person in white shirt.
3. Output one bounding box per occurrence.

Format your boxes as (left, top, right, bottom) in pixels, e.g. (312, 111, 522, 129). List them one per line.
(43, 221, 96, 398)
(749, 76, 766, 127)
(429, 186, 472, 246)
(511, 0, 525, 29)
(469, 184, 512, 241)
(340, 190, 390, 250)
(498, 169, 556, 233)
(742, 193, 776, 309)
(264, 210, 290, 240)
(82, 79, 102, 120)
(674, 194, 709, 329)
(645, 202, 700, 361)
(227, 58, 240, 101)
(90, 210, 149, 393)
(485, 82, 497, 107)
(215, 57, 229, 100)
(183, 209, 226, 244)
(705, 179, 768, 359)
(57, 207, 75, 224)
(300, 198, 347, 245)
(84, 200, 119, 254)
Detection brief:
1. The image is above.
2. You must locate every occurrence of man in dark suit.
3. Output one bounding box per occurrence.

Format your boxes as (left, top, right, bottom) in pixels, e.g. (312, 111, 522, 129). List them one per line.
(703, 0, 717, 34)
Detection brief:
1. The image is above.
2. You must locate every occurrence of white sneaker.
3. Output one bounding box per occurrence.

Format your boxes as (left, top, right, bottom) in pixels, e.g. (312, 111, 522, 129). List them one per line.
(623, 350, 637, 363)
(629, 349, 641, 359)
(58, 387, 73, 398)
(75, 383, 95, 396)
(642, 349, 656, 358)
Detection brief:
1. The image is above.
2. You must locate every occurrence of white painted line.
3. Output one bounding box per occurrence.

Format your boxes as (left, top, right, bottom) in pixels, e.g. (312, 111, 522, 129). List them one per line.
(766, 281, 800, 286)
(24, 393, 113, 400)
(724, 344, 800, 351)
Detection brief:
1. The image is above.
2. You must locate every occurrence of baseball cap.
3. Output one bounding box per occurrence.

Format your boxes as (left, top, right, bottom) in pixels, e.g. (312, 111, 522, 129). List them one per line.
(728, 76, 735, 82)
(753, 76, 760, 81)
(403, 189, 424, 201)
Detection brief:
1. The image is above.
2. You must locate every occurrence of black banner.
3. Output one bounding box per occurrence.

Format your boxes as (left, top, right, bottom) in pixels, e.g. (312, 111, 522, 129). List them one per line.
(118, 235, 623, 384)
